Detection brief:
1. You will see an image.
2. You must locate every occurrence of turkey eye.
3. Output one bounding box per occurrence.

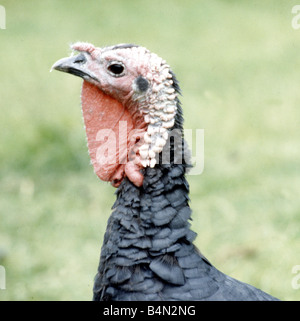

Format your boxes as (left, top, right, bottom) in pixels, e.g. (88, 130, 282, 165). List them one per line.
(107, 63, 125, 76)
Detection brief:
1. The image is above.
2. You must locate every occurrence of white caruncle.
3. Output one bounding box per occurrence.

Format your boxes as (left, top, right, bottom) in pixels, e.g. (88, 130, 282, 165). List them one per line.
(138, 50, 178, 168)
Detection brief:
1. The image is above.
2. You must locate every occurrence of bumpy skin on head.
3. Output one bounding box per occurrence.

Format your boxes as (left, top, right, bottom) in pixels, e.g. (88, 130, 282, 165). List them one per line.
(52, 42, 180, 187)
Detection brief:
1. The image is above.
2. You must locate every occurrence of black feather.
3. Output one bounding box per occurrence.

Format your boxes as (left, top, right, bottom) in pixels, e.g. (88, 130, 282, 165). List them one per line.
(149, 255, 185, 285)
(111, 43, 139, 50)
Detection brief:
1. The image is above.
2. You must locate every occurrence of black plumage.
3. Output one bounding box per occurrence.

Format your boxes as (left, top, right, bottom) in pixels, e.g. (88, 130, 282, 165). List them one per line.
(93, 161, 278, 300)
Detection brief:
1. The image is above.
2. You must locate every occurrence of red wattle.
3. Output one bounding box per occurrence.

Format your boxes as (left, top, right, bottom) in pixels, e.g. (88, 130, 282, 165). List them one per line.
(81, 81, 144, 187)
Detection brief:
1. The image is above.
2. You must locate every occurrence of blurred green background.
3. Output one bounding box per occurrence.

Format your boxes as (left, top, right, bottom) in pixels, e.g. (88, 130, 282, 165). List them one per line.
(0, 0, 299, 300)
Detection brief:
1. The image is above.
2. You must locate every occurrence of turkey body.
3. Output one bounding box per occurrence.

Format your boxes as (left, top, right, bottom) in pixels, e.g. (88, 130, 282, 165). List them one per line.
(93, 163, 278, 301)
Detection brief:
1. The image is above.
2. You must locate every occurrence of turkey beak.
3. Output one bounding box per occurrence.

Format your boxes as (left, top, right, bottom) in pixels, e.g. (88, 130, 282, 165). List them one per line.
(51, 53, 98, 81)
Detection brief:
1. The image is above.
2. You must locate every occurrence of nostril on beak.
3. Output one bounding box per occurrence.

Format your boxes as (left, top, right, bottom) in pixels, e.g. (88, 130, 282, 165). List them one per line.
(73, 53, 86, 64)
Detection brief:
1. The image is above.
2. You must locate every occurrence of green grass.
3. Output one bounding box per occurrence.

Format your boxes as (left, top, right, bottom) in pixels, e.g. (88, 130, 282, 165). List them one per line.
(0, 0, 299, 300)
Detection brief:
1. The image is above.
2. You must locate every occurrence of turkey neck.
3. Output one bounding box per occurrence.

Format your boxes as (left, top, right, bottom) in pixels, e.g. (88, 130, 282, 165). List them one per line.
(94, 72, 197, 299)
(97, 70, 196, 262)
(94, 145, 197, 296)
(103, 134, 195, 255)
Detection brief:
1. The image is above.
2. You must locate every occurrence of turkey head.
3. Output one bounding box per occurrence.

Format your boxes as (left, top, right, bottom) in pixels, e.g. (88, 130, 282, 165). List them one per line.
(52, 42, 179, 187)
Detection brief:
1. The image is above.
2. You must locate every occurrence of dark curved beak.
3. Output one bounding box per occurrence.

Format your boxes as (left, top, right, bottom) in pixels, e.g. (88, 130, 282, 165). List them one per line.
(51, 53, 98, 81)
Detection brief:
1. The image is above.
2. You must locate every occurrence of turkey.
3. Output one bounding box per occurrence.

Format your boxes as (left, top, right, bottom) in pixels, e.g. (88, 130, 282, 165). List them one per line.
(52, 42, 279, 301)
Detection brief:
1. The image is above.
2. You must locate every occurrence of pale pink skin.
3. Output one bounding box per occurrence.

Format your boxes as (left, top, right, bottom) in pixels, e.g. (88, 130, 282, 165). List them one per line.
(72, 43, 152, 187)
